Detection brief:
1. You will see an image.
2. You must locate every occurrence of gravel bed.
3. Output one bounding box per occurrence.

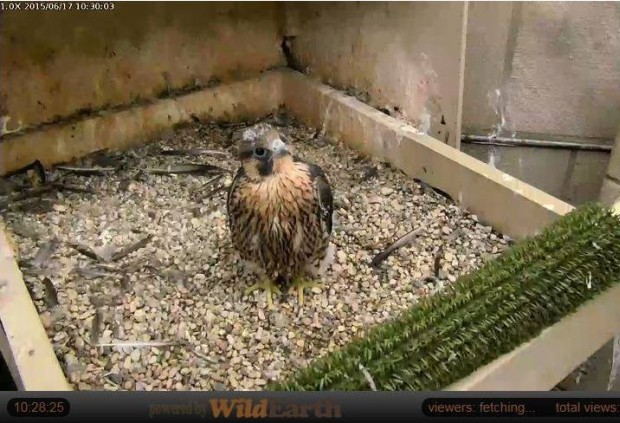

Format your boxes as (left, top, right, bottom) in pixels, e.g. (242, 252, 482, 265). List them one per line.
(0, 112, 511, 391)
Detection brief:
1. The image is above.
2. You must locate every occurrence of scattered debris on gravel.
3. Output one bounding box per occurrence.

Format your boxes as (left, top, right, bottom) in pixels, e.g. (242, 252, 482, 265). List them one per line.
(1, 110, 511, 391)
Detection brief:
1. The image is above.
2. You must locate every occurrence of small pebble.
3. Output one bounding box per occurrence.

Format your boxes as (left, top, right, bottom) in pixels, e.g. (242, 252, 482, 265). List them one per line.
(130, 349, 141, 362)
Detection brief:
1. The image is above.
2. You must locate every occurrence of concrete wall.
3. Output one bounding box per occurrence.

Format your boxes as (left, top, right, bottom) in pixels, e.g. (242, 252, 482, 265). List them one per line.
(462, 1, 514, 139)
(464, 1, 620, 142)
(284, 2, 467, 148)
(462, 1, 620, 205)
(462, 144, 610, 205)
(3, 1, 615, 205)
(284, 0, 617, 205)
(600, 127, 620, 206)
(0, 2, 285, 134)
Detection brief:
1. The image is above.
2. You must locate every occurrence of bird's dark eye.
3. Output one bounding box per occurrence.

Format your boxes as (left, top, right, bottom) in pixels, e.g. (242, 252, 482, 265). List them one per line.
(254, 148, 266, 157)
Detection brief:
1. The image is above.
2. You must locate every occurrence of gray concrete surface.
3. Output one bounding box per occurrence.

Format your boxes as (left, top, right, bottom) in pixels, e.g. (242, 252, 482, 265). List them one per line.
(462, 143, 610, 206)
(464, 2, 620, 141)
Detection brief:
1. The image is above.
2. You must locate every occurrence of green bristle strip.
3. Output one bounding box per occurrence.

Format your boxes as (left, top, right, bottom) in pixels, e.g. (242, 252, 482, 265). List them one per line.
(267, 203, 620, 391)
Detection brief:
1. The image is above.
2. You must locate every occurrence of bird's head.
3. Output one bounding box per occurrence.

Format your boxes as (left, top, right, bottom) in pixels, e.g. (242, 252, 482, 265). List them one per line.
(237, 128, 293, 180)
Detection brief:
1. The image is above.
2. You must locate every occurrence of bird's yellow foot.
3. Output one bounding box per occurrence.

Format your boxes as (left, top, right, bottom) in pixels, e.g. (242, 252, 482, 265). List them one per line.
(288, 277, 321, 306)
(245, 279, 281, 309)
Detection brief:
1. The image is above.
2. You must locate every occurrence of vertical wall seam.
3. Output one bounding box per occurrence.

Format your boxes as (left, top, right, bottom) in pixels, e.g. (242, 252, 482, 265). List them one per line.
(560, 149, 578, 203)
(454, 1, 469, 151)
(501, 1, 524, 88)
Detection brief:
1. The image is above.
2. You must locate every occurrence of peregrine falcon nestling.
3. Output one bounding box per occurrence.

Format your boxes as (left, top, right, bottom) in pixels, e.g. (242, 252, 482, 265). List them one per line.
(226, 125, 334, 309)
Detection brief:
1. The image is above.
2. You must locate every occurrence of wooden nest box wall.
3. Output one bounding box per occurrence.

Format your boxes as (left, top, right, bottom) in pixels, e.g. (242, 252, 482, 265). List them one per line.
(1, 2, 619, 392)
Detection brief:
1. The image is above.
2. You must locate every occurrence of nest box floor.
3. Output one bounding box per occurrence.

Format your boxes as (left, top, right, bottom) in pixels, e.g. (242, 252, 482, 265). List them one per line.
(1, 112, 511, 391)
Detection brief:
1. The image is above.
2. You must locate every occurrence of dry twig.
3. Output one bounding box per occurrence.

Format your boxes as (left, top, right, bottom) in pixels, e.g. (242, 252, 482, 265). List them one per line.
(371, 227, 424, 267)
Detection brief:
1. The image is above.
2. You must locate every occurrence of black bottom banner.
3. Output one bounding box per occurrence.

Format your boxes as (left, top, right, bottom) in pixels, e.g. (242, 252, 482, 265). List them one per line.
(4, 392, 620, 422)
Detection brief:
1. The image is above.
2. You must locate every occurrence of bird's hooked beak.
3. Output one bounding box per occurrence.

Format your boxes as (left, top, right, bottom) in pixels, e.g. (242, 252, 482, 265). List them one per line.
(270, 138, 289, 159)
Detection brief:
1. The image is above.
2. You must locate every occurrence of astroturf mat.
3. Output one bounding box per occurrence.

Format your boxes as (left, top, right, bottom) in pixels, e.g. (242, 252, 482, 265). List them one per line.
(268, 203, 620, 391)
